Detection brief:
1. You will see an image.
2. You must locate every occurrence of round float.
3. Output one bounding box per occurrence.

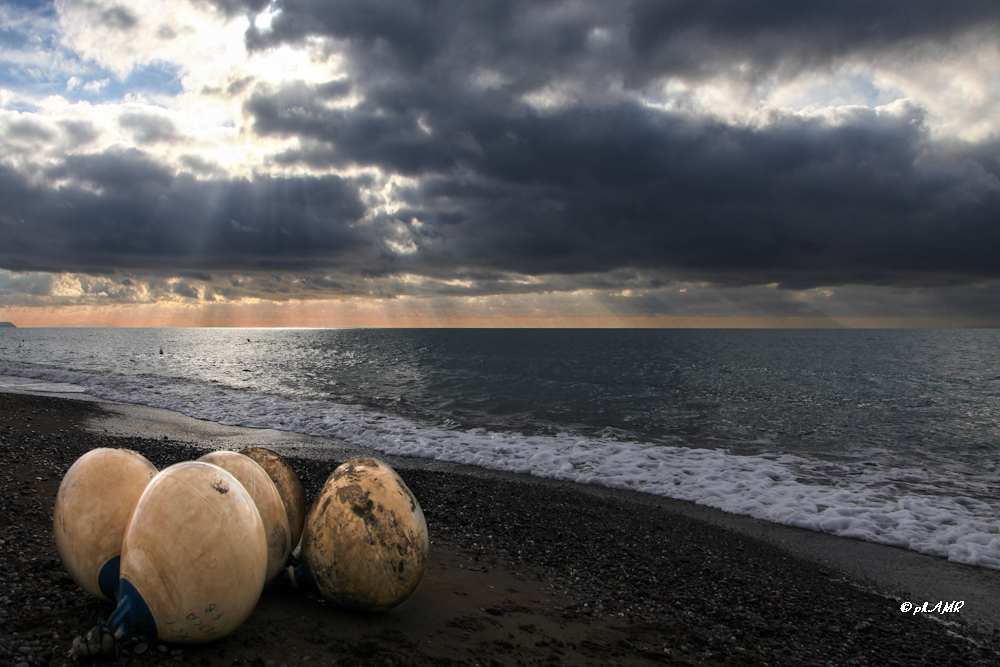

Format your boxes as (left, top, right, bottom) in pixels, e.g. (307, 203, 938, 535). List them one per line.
(198, 451, 291, 581)
(53, 448, 158, 600)
(301, 457, 428, 612)
(239, 447, 306, 548)
(108, 461, 267, 644)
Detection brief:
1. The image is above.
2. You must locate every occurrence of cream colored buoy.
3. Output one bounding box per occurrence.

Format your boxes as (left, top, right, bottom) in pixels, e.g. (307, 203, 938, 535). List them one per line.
(239, 447, 306, 548)
(53, 448, 158, 600)
(301, 457, 428, 612)
(109, 461, 267, 644)
(198, 451, 291, 581)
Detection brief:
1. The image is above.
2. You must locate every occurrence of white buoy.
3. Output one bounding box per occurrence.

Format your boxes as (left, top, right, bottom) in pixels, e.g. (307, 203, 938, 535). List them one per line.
(239, 447, 306, 549)
(53, 448, 158, 600)
(108, 461, 267, 644)
(301, 457, 428, 612)
(197, 451, 291, 582)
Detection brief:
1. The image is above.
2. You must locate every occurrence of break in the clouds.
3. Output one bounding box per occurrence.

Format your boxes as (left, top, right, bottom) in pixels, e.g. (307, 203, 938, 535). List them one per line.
(1, 0, 999, 324)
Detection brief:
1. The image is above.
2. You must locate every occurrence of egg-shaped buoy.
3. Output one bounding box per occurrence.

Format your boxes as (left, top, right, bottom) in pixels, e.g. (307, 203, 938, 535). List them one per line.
(53, 448, 158, 600)
(239, 447, 306, 548)
(300, 457, 428, 612)
(107, 461, 267, 644)
(197, 451, 291, 581)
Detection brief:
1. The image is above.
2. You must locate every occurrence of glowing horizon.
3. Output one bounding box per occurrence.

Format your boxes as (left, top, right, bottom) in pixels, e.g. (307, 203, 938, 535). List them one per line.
(1, 298, 991, 330)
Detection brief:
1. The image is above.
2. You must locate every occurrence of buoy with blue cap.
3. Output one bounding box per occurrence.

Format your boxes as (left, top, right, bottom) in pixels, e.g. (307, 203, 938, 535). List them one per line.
(292, 457, 428, 612)
(70, 461, 267, 658)
(53, 448, 158, 601)
(198, 450, 291, 582)
(239, 447, 306, 549)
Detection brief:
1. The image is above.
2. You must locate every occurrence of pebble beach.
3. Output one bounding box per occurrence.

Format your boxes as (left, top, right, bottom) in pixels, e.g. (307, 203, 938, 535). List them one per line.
(1, 390, 998, 667)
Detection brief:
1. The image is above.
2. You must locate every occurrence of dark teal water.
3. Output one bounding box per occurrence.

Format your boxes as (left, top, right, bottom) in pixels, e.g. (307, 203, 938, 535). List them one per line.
(3, 328, 999, 567)
(2, 328, 999, 472)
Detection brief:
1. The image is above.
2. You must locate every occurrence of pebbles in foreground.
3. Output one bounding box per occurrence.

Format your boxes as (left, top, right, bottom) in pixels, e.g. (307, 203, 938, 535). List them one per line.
(1, 391, 998, 667)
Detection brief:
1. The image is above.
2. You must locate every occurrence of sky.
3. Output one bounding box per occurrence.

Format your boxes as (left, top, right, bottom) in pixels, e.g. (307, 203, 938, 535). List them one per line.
(0, 0, 999, 327)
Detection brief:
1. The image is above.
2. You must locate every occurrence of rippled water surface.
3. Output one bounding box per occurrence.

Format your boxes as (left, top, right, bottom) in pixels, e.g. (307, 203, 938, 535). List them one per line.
(2, 328, 999, 568)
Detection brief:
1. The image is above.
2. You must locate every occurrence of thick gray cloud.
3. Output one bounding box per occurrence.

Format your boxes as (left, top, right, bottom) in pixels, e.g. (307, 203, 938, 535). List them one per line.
(627, 0, 1000, 78)
(237, 0, 1000, 83)
(57, 120, 102, 149)
(245, 83, 1000, 287)
(118, 111, 180, 144)
(4, 117, 57, 143)
(3, 0, 1000, 309)
(0, 147, 368, 273)
(228, 0, 1000, 289)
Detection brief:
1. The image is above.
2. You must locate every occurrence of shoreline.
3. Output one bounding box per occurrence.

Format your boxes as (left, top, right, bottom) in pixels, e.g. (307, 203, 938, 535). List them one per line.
(1, 389, 998, 666)
(78, 388, 1000, 634)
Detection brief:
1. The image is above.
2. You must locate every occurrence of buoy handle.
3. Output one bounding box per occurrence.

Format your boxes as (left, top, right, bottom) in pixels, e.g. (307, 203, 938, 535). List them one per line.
(108, 579, 158, 643)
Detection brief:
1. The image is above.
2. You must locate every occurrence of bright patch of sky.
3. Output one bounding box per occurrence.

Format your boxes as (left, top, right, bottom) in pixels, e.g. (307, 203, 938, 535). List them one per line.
(0, 3, 182, 108)
(0, 0, 347, 181)
(637, 35, 1000, 140)
(252, 2, 279, 31)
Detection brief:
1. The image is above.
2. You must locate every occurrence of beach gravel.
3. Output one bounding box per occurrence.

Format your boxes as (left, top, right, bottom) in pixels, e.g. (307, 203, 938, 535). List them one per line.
(1, 391, 998, 667)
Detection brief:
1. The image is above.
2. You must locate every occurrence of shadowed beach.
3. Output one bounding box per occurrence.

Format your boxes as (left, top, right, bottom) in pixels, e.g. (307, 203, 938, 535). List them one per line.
(1, 390, 998, 667)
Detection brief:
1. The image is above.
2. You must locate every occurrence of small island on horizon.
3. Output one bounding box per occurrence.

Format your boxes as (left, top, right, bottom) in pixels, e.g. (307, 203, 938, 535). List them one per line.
(0, 322, 16, 328)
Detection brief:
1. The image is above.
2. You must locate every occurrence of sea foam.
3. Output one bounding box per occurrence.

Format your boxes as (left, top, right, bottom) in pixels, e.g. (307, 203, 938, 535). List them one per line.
(2, 361, 998, 570)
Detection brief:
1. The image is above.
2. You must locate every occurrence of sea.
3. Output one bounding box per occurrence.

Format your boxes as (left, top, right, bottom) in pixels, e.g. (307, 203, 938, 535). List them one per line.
(1, 328, 998, 570)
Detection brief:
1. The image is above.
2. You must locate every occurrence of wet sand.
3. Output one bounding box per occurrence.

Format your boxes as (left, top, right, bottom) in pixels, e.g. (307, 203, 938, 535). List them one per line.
(1, 390, 998, 667)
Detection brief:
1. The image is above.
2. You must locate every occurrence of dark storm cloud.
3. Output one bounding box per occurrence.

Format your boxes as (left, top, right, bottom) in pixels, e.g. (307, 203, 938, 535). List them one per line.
(0, 146, 369, 273)
(235, 0, 1000, 83)
(299, 276, 343, 290)
(169, 280, 199, 298)
(177, 271, 212, 281)
(244, 75, 1000, 286)
(53, 147, 174, 193)
(4, 0, 1000, 297)
(627, 0, 1000, 78)
(214, 0, 1000, 289)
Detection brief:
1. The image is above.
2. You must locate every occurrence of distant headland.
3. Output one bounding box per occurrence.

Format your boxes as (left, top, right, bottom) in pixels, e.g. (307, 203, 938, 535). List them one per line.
(0, 322, 16, 328)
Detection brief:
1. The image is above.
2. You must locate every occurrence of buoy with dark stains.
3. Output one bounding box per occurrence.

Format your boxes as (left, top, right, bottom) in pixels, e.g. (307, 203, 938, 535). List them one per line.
(198, 451, 291, 581)
(53, 448, 158, 600)
(104, 461, 267, 645)
(239, 447, 306, 549)
(298, 457, 428, 612)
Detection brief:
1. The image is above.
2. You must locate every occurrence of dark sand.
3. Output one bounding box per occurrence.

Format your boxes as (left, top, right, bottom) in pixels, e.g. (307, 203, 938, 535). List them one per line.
(1, 390, 998, 667)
